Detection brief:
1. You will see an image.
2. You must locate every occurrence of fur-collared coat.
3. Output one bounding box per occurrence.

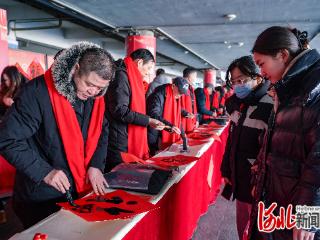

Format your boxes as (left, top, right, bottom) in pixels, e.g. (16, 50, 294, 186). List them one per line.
(0, 42, 109, 203)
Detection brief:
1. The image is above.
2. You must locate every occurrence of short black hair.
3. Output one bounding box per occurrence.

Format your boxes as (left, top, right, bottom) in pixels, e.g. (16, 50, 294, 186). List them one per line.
(130, 48, 155, 64)
(183, 67, 197, 78)
(156, 68, 165, 76)
(78, 48, 115, 81)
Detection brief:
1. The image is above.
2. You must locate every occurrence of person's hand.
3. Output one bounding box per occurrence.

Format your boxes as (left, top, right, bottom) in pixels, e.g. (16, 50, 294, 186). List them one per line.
(44, 169, 70, 194)
(293, 227, 315, 240)
(87, 167, 108, 195)
(224, 177, 231, 185)
(149, 118, 165, 130)
(218, 108, 224, 115)
(196, 121, 199, 128)
(186, 113, 195, 119)
(212, 111, 217, 118)
(3, 97, 14, 107)
(171, 126, 181, 135)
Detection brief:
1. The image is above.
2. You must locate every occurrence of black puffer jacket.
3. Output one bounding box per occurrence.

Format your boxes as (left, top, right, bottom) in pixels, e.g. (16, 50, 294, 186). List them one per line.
(146, 84, 175, 154)
(105, 59, 150, 171)
(0, 43, 109, 203)
(250, 49, 320, 240)
(221, 81, 273, 203)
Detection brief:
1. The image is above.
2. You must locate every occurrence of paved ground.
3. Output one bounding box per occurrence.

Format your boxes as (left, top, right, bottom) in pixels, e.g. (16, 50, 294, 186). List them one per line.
(0, 194, 238, 240)
(192, 195, 238, 240)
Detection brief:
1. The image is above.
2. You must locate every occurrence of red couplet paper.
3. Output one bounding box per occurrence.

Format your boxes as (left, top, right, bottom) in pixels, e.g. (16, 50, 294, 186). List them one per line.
(58, 190, 157, 222)
(208, 121, 225, 129)
(149, 155, 199, 167)
(187, 131, 221, 142)
(176, 139, 210, 146)
(188, 132, 212, 139)
(120, 152, 148, 164)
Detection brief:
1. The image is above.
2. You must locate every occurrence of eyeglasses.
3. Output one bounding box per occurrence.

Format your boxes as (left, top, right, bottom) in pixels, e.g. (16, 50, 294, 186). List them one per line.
(230, 76, 254, 86)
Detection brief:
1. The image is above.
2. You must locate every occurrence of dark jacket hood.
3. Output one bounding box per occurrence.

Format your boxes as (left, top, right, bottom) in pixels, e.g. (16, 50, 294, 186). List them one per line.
(51, 41, 108, 104)
(274, 49, 320, 102)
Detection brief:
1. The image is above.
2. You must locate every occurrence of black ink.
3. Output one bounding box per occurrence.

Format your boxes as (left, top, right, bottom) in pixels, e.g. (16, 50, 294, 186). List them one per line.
(72, 204, 94, 213)
(86, 196, 123, 204)
(104, 207, 134, 215)
(126, 201, 138, 205)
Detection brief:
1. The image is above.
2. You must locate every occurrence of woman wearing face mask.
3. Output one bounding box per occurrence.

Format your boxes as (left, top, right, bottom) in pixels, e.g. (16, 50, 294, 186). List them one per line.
(220, 55, 273, 239)
(249, 26, 320, 240)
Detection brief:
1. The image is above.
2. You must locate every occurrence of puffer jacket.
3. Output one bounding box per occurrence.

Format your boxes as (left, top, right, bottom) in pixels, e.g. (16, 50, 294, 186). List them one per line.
(105, 59, 150, 171)
(250, 49, 320, 240)
(221, 81, 273, 203)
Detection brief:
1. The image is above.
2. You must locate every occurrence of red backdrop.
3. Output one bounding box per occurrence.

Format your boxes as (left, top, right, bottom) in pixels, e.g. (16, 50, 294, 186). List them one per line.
(0, 9, 9, 76)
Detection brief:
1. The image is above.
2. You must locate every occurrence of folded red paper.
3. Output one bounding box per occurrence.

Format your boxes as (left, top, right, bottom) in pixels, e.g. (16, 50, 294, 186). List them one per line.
(149, 155, 199, 167)
(58, 190, 157, 222)
(187, 131, 221, 142)
(121, 152, 148, 164)
(176, 139, 210, 146)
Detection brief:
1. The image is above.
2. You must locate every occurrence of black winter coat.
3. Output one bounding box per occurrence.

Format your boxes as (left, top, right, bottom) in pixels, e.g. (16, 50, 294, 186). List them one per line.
(0, 43, 110, 204)
(250, 49, 320, 240)
(146, 84, 175, 154)
(194, 88, 218, 123)
(221, 81, 273, 203)
(0, 76, 108, 203)
(105, 60, 150, 171)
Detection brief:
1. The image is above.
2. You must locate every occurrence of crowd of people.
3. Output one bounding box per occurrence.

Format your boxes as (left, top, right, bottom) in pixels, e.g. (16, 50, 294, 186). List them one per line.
(0, 25, 319, 240)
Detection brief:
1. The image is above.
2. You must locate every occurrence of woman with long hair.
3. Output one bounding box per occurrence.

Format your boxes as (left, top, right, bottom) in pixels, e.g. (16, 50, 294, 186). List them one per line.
(0, 66, 26, 118)
(250, 26, 320, 240)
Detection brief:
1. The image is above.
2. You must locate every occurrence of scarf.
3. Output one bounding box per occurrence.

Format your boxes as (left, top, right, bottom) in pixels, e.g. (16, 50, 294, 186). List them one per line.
(124, 57, 149, 159)
(44, 68, 105, 194)
(162, 85, 181, 149)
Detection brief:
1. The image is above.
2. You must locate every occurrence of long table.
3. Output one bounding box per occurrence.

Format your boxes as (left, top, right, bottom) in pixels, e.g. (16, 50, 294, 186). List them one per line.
(10, 125, 229, 240)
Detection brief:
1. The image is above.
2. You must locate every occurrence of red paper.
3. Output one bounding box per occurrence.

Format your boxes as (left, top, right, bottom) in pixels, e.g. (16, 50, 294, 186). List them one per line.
(187, 132, 213, 139)
(15, 63, 30, 80)
(120, 152, 148, 164)
(187, 131, 221, 142)
(208, 121, 225, 129)
(149, 155, 199, 167)
(58, 190, 157, 222)
(176, 139, 210, 146)
(27, 59, 44, 79)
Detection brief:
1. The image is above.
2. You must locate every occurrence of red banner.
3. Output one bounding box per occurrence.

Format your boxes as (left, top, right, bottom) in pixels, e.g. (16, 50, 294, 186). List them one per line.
(27, 59, 45, 79)
(8, 49, 49, 80)
(0, 9, 9, 75)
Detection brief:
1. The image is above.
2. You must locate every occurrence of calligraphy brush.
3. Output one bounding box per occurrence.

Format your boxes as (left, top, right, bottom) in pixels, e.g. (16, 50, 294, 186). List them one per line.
(65, 189, 80, 208)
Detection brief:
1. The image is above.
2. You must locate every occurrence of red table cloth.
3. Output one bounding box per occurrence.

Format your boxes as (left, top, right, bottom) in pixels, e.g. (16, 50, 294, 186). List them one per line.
(0, 155, 15, 197)
(123, 125, 229, 240)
